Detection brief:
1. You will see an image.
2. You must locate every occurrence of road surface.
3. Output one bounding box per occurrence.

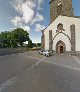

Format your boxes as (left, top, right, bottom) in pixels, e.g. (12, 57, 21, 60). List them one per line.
(0, 49, 26, 56)
(0, 52, 80, 92)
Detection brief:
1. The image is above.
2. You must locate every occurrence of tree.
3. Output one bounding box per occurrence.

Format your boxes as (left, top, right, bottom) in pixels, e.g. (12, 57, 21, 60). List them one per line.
(0, 28, 30, 48)
(0, 31, 12, 47)
(32, 43, 37, 47)
(37, 43, 41, 47)
(28, 39, 33, 48)
(12, 28, 29, 49)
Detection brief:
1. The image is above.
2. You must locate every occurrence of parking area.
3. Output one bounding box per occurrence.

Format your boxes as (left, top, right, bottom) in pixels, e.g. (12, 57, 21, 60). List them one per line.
(27, 51, 45, 59)
(1, 51, 80, 92)
(29, 51, 80, 69)
(44, 54, 80, 68)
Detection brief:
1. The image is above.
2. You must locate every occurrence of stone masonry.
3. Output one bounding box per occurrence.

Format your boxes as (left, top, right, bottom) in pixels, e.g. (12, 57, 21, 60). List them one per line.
(41, 30, 45, 50)
(70, 24, 75, 55)
(50, 0, 74, 23)
(49, 30, 52, 51)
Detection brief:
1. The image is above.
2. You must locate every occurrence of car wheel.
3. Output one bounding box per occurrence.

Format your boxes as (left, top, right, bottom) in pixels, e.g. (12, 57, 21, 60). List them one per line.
(46, 54, 48, 57)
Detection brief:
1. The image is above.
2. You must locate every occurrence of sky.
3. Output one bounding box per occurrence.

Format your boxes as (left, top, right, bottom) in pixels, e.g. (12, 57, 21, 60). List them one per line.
(0, 0, 80, 43)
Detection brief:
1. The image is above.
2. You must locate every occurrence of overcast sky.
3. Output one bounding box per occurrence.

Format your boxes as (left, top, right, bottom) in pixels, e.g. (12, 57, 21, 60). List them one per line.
(0, 0, 80, 43)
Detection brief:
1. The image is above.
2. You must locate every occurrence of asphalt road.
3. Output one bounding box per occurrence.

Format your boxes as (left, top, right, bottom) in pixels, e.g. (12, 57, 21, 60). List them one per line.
(0, 52, 80, 92)
(0, 49, 26, 56)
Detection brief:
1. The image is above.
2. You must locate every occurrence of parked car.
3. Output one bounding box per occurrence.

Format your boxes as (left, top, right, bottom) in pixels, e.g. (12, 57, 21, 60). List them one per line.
(39, 50, 52, 57)
(38, 50, 44, 55)
(43, 51, 50, 57)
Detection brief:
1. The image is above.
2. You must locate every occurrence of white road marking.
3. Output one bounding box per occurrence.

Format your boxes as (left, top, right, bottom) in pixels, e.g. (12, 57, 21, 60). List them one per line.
(1, 53, 80, 92)
(34, 57, 46, 65)
(0, 55, 46, 92)
(31, 57, 47, 69)
(27, 55, 80, 71)
(27, 56, 42, 61)
(0, 76, 17, 92)
(45, 60, 80, 71)
(73, 56, 80, 65)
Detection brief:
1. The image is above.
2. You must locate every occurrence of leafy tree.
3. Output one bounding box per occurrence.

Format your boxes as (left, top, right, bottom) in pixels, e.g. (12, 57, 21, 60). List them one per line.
(37, 43, 41, 47)
(13, 28, 29, 48)
(0, 31, 11, 47)
(28, 39, 33, 48)
(32, 43, 37, 47)
(0, 28, 30, 48)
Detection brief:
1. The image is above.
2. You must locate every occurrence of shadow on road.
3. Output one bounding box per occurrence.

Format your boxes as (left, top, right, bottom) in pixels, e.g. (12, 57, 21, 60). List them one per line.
(0, 49, 27, 56)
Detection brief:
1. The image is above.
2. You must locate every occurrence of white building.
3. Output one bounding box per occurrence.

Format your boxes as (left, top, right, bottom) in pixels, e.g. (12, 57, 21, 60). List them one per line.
(41, 0, 80, 56)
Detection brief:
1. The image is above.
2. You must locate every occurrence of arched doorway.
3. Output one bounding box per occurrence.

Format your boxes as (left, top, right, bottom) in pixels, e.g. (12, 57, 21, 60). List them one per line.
(56, 40, 66, 54)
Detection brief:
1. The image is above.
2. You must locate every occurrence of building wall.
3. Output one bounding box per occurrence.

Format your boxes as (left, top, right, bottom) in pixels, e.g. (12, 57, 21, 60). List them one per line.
(50, 0, 74, 23)
(44, 30, 49, 50)
(75, 23, 80, 51)
(53, 33, 71, 51)
(44, 16, 80, 52)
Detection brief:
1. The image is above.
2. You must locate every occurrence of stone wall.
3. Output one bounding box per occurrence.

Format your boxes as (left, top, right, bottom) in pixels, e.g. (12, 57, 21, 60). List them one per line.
(75, 51, 80, 56)
(41, 30, 45, 50)
(50, 0, 74, 23)
(70, 24, 76, 55)
(49, 30, 52, 51)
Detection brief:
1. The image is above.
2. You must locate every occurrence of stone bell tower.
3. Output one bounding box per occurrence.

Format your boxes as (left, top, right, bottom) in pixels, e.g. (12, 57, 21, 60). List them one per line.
(49, 0, 74, 23)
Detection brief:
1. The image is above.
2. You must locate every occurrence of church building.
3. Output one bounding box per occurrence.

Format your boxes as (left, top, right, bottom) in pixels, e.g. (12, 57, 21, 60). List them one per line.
(41, 0, 80, 56)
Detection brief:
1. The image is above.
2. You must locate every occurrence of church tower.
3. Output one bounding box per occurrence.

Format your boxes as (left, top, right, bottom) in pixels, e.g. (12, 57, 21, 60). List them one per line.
(50, 0, 74, 23)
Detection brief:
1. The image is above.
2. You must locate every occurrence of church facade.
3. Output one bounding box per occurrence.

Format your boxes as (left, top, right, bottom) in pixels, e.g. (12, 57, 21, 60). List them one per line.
(41, 0, 80, 56)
